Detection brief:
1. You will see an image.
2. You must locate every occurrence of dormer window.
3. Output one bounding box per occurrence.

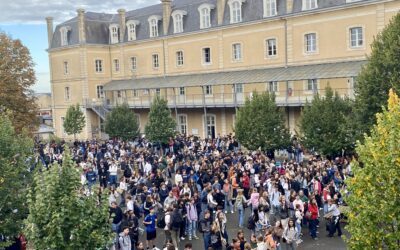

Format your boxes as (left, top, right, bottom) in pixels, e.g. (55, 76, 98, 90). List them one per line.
(172, 10, 187, 34)
(228, 0, 246, 24)
(126, 20, 140, 41)
(302, 0, 318, 11)
(109, 24, 119, 44)
(264, 0, 277, 17)
(60, 26, 70, 46)
(198, 3, 215, 29)
(148, 15, 161, 38)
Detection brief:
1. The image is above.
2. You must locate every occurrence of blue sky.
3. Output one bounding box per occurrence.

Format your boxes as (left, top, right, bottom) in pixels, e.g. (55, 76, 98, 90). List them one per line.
(0, 0, 158, 93)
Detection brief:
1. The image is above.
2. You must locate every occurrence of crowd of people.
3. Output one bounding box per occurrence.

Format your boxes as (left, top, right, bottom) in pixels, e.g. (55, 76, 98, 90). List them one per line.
(36, 134, 350, 250)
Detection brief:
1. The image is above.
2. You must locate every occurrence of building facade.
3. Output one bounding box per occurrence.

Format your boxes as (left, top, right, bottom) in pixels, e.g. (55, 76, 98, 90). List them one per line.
(46, 0, 400, 140)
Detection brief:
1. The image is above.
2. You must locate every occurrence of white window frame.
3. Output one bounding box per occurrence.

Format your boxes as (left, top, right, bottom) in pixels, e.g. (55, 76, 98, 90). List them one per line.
(148, 15, 161, 38)
(202, 47, 212, 65)
(235, 83, 243, 93)
(266, 38, 277, 57)
(63, 61, 69, 75)
(60, 26, 70, 46)
(96, 85, 105, 99)
(155, 88, 161, 96)
(177, 114, 188, 136)
(198, 3, 215, 29)
(228, 0, 246, 24)
(204, 85, 213, 96)
(172, 10, 187, 34)
(349, 26, 364, 49)
(263, 0, 277, 17)
(131, 56, 137, 71)
(305, 79, 318, 93)
(176, 50, 184, 66)
(179, 87, 185, 96)
(126, 20, 140, 41)
(268, 81, 279, 94)
(132, 89, 139, 98)
(64, 86, 70, 101)
(113, 59, 120, 72)
(95, 59, 103, 73)
(143, 89, 150, 95)
(302, 0, 318, 11)
(152, 54, 159, 69)
(232, 43, 242, 62)
(109, 24, 119, 44)
(304, 33, 317, 54)
(202, 114, 217, 139)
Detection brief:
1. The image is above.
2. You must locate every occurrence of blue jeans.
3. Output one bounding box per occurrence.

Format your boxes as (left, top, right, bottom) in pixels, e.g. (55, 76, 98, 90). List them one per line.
(203, 232, 211, 250)
(187, 220, 197, 238)
(238, 207, 244, 227)
(224, 194, 233, 213)
(109, 175, 117, 187)
(295, 221, 302, 239)
(309, 219, 317, 238)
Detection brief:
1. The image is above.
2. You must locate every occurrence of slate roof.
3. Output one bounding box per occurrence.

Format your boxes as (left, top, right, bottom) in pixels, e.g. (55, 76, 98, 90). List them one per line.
(50, 0, 374, 49)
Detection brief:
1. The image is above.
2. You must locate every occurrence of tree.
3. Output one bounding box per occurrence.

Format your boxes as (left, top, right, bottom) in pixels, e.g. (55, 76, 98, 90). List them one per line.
(345, 89, 400, 249)
(145, 96, 176, 144)
(354, 13, 400, 138)
(25, 148, 113, 250)
(300, 87, 355, 157)
(235, 91, 291, 152)
(105, 103, 140, 140)
(0, 113, 33, 248)
(63, 104, 85, 140)
(0, 32, 38, 132)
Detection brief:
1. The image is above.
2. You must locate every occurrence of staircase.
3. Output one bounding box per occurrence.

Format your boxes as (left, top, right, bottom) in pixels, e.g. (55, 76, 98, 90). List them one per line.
(85, 99, 110, 120)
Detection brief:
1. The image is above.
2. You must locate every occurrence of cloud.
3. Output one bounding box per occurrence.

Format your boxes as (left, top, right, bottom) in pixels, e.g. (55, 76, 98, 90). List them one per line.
(0, 0, 159, 24)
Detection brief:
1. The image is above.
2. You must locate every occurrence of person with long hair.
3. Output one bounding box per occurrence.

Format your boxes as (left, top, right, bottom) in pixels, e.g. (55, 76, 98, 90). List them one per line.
(308, 197, 319, 240)
(234, 189, 248, 228)
(283, 219, 298, 250)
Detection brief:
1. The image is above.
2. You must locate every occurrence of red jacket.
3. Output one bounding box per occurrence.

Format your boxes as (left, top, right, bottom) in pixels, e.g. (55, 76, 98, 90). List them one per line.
(242, 176, 250, 189)
(308, 203, 319, 220)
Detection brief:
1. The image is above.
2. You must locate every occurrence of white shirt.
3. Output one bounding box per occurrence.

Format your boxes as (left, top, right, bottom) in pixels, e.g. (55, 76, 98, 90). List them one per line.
(127, 200, 134, 212)
(175, 174, 183, 185)
(144, 162, 152, 175)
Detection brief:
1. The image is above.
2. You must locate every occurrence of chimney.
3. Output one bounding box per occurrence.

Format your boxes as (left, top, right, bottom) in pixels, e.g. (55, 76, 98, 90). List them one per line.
(118, 9, 126, 43)
(217, 0, 226, 25)
(45, 17, 54, 48)
(287, 0, 294, 14)
(77, 8, 86, 44)
(161, 0, 172, 35)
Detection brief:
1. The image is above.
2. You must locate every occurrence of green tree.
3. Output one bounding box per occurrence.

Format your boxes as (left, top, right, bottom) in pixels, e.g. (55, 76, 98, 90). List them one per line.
(63, 104, 85, 140)
(354, 13, 400, 138)
(0, 32, 38, 132)
(25, 148, 113, 250)
(345, 89, 400, 249)
(0, 113, 33, 248)
(300, 87, 355, 156)
(145, 96, 176, 144)
(235, 91, 291, 152)
(105, 103, 139, 140)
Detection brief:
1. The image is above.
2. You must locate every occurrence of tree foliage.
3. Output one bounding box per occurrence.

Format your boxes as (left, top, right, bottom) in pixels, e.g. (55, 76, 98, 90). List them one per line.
(63, 104, 85, 140)
(0, 113, 33, 248)
(145, 96, 176, 144)
(105, 103, 139, 140)
(0, 32, 38, 132)
(300, 87, 355, 156)
(354, 13, 400, 138)
(235, 91, 291, 151)
(345, 89, 400, 249)
(25, 148, 113, 250)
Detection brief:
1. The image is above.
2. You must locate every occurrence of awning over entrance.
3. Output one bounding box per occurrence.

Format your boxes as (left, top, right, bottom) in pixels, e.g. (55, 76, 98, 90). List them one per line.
(103, 60, 366, 91)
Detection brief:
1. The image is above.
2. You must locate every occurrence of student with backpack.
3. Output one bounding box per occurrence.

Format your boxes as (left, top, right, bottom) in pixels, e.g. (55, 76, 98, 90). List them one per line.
(118, 226, 132, 250)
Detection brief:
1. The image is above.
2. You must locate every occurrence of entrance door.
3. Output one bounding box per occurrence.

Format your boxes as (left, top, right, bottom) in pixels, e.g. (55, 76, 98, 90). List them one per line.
(234, 83, 244, 104)
(206, 115, 216, 139)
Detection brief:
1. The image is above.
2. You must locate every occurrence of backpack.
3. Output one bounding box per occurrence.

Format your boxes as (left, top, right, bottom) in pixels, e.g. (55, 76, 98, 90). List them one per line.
(171, 211, 183, 230)
(157, 212, 166, 229)
(247, 215, 256, 230)
(124, 167, 132, 178)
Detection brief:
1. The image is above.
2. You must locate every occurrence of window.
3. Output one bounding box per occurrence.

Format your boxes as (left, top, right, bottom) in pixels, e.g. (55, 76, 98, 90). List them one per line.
(179, 87, 185, 95)
(152, 54, 159, 69)
(202, 48, 211, 64)
(172, 10, 187, 34)
(235, 83, 243, 93)
(198, 3, 214, 29)
(60, 26, 70, 46)
(95, 59, 103, 73)
(232, 43, 242, 61)
(109, 24, 119, 44)
(64, 87, 70, 101)
(155, 88, 161, 96)
(143, 89, 150, 95)
(266, 38, 277, 57)
(268, 81, 278, 92)
(97, 85, 104, 99)
(178, 114, 188, 136)
(114, 59, 120, 72)
(304, 33, 317, 53)
(132, 89, 138, 97)
(117, 90, 126, 98)
(228, 0, 245, 24)
(264, 0, 277, 17)
(63, 61, 69, 74)
(131, 57, 137, 70)
(176, 51, 184, 66)
(350, 27, 363, 48)
(126, 20, 140, 41)
(302, 0, 318, 11)
(307, 79, 318, 91)
(148, 15, 161, 38)
(205, 85, 213, 95)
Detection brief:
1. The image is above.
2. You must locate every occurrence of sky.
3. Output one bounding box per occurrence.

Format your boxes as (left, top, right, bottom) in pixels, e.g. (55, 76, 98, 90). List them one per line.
(0, 0, 159, 93)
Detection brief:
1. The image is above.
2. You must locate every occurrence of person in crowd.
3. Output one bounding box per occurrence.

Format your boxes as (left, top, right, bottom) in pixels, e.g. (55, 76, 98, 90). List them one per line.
(170, 203, 183, 249)
(119, 226, 132, 250)
(186, 197, 199, 240)
(222, 179, 234, 214)
(143, 207, 157, 250)
(200, 210, 212, 250)
(234, 189, 248, 228)
(283, 219, 298, 250)
(326, 198, 342, 237)
(308, 198, 319, 240)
